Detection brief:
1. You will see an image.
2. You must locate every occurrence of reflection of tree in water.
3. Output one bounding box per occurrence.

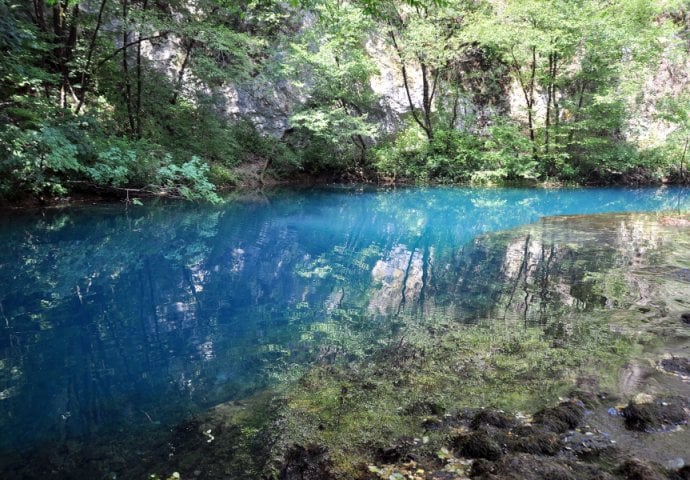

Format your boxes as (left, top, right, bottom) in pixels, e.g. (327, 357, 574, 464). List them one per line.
(369, 245, 425, 315)
(0, 196, 392, 452)
(0, 205, 225, 451)
(365, 213, 672, 328)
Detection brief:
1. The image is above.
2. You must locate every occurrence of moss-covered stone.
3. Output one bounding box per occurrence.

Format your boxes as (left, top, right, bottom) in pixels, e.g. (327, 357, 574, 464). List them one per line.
(533, 401, 585, 433)
(473, 453, 579, 480)
(616, 458, 668, 480)
(455, 430, 504, 461)
(280, 444, 336, 480)
(470, 409, 517, 430)
(660, 357, 690, 375)
(508, 426, 561, 456)
(622, 399, 688, 432)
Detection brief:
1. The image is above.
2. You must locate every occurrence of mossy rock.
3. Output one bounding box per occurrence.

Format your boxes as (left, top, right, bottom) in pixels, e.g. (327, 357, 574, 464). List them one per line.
(279, 444, 336, 480)
(660, 357, 690, 376)
(471, 453, 582, 480)
(622, 399, 688, 432)
(533, 400, 585, 433)
(470, 409, 518, 430)
(616, 458, 667, 480)
(377, 436, 419, 463)
(507, 426, 561, 456)
(455, 430, 504, 461)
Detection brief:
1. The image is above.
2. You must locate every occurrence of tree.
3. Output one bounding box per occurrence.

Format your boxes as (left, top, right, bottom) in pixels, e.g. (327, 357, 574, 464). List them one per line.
(287, 0, 379, 172)
(377, 0, 473, 140)
(465, 0, 677, 180)
(658, 93, 690, 182)
(0, 0, 291, 200)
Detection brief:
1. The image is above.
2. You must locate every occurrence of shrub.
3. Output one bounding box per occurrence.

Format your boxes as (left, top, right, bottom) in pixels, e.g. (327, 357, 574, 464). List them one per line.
(0, 124, 80, 198)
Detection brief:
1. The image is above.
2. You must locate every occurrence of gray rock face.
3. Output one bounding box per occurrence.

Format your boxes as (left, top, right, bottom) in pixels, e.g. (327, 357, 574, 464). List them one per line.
(141, 10, 689, 143)
(216, 78, 304, 138)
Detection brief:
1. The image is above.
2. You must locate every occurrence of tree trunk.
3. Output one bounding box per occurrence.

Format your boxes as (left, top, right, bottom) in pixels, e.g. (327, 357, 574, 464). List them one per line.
(681, 137, 688, 182)
(528, 46, 536, 157)
(545, 49, 558, 174)
(33, 0, 47, 31)
(122, 0, 136, 135)
(52, 2, 66, 108)
(567, 80, 588, 146)
(449, 86, 460, 129)
(135, 0, 149, 138)
(388, 26, 433, 140)
(420, 61, 434, 139)
(551, 53, 559, 173)
(510, 47, 537, 158)
(76, 0, 108, 114)
(545, 53, 553, 156)
(170, 41, 194, 105)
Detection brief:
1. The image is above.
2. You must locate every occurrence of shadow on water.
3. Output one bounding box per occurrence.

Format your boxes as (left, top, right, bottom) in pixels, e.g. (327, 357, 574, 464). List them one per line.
(0, 186, 688, 477)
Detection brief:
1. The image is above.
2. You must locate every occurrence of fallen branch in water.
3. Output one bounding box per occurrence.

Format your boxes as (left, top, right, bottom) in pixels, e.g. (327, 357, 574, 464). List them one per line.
(66, 180, 192, 201)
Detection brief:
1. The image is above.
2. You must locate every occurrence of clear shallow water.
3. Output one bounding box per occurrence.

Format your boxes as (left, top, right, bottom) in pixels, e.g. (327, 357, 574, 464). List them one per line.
(0, 186, 688, 457)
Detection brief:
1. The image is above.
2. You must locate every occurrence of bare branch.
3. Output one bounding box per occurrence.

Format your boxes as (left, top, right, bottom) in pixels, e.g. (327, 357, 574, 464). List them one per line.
(96, 34, 168, 69)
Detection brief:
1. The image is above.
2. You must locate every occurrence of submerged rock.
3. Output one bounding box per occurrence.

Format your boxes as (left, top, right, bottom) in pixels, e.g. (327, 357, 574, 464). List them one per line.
(470, 409, 517, 430)
(469, 453, 588, 480)
(279, 444, 336, 480)
(671, 465, 690, 480)
(508, 426, 561, 456)
(455, 430, 504, 461)
(622, 399, 688, 432)
(562, 431, 618, 461)
(616, 458, 667, 480)
(533, 401, 585, 433)
(377, 436, 419, 463)
(681, 313, 690, 325)
(660, 357, 690, 376)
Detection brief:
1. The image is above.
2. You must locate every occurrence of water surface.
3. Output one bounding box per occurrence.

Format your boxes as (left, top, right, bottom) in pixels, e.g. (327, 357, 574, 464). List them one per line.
(0, 186, 688, 461)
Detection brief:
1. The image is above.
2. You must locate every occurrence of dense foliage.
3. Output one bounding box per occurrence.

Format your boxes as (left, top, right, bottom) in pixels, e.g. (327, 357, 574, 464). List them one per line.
(1, 0, 689, 202)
